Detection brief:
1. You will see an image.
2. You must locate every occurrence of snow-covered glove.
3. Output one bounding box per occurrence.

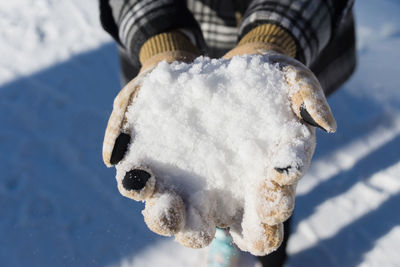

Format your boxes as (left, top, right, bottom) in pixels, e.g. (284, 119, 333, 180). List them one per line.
(102, 31, 200, 235)
(103, 31, 200, 167)
(221, 24, 336, 254)
(224, 24, 336, 134)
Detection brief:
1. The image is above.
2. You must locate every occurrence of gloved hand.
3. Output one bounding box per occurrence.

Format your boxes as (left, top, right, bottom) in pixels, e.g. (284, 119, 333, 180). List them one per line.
(102, 31, 203, 240)
(103, 31, 200, 167)
(221, 24, 336, 255)
(224, 24, 336, 134)
(103, 31, 200, 239)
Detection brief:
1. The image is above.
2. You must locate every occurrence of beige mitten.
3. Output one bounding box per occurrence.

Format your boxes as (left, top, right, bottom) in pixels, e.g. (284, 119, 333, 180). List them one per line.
(103, 31, 200, 167)
(224, 24, 336, 134)
(103, 31, 201, 238)
(223, 24, 336, 255)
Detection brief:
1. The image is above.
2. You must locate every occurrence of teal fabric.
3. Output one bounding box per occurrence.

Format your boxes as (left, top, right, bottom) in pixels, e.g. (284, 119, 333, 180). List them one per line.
(207, 228, 238, 267)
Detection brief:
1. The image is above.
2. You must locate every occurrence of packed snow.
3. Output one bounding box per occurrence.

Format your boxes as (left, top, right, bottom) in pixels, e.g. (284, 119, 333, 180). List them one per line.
(0, 0, 399, 266)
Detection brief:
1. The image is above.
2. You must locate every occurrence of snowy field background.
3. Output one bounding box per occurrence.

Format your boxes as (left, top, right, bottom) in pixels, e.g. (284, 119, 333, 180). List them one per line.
(0, 0, 399, 266)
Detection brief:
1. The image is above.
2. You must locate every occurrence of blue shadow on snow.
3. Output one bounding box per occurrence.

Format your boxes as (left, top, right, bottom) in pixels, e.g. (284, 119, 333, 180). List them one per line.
(0, 43, 164, 267)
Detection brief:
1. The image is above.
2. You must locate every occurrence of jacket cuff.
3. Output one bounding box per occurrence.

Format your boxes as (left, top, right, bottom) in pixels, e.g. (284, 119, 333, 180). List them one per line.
(115, 0, 206, 69)
(239, 0, 332, 65)
(238, 24, 296, 58)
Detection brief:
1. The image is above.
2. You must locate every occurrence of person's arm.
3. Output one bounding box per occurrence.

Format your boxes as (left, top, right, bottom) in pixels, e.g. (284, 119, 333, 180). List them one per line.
(99, 0, 205, 67)
(237, 0, 354, 66)
(224, 0, 356, 133)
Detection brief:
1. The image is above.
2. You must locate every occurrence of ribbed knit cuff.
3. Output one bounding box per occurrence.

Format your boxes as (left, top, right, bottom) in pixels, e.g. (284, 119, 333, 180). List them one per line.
(139, 31, 200, 65)
(238, 24, 296, 58)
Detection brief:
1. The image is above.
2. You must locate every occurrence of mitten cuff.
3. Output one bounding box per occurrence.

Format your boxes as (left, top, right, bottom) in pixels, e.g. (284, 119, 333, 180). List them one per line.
(139, 31, 200, 65)
(238, 24, 296, 58)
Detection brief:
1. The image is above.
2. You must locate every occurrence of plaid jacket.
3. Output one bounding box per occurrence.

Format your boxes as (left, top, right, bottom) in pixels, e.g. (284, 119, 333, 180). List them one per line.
(99, 0, 356, 95)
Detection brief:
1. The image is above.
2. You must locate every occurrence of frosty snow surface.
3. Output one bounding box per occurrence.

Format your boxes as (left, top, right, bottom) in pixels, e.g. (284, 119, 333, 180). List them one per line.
(116, 55, 314, 234)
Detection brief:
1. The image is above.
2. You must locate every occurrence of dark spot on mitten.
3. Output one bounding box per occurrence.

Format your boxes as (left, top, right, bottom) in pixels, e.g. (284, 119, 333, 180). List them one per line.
(274, 166, 292, 174)
(300, 104, 326, 131)
(110, 133, 131, 165)
(122, 169, 151, 191)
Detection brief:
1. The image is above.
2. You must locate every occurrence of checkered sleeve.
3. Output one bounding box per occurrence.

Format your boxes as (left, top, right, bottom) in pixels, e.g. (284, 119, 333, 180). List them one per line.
(239, 0, 354, 65)
(100, 0, 205, 62)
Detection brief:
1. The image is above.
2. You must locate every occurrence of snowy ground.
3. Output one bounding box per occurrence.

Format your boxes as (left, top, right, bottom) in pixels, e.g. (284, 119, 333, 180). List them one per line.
(0, 0, 399, 266)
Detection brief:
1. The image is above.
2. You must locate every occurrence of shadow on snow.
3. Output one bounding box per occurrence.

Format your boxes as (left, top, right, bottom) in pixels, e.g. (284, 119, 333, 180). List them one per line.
(290, 89, 400, 266)
(0, 43, 165, 267)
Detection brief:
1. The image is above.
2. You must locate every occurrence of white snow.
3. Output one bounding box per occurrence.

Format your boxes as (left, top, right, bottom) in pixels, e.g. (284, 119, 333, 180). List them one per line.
(0, 0, 110, 84)
(117, 55, 312, 233)
(116, 55, 315, 253)
(0, 0, 399, 266)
